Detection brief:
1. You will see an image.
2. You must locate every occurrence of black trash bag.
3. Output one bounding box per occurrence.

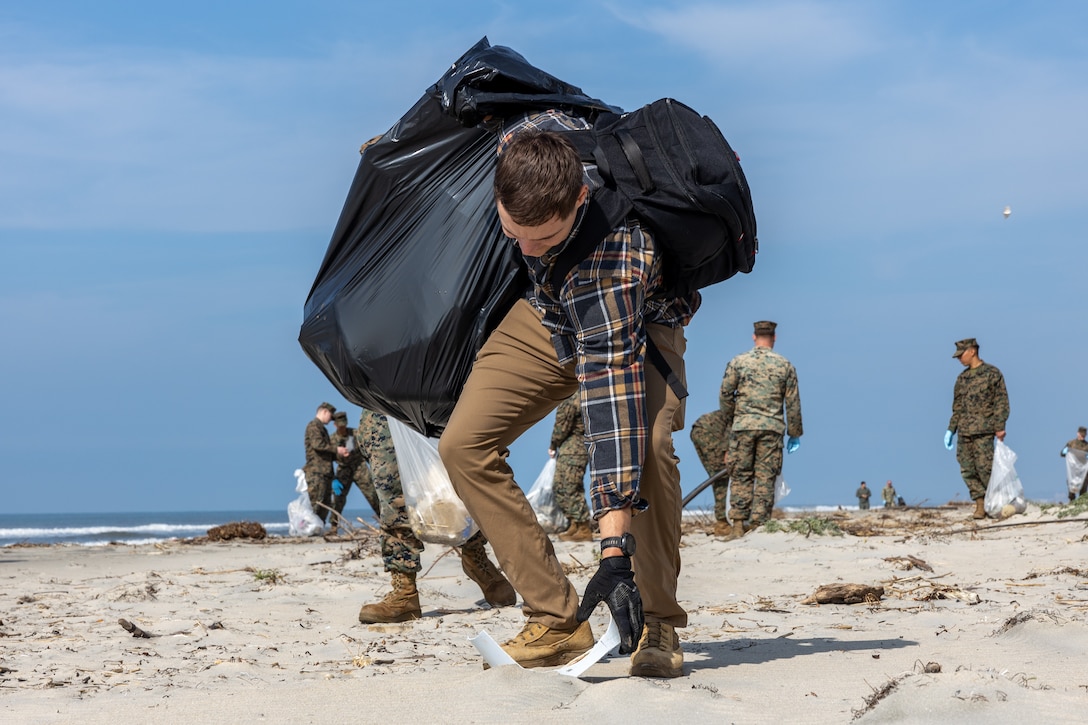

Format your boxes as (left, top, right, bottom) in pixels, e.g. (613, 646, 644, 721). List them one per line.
(298, 37, 618, 437)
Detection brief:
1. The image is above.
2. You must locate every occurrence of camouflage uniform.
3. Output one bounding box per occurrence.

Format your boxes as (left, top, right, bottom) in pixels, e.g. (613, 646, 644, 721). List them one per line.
(549, 393, 591, 525)
(689, 410, 729, 520)
(303, 415, 337, 523)
(356, 409, 494, 573)
(720, 343, 803, 527)
(881, 483, 897, 507)
(330, 424, 380, 522)
(948, 362, 1009, 500)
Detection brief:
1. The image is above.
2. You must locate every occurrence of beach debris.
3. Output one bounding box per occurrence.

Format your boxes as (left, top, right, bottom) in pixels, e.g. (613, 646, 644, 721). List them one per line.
(852, 675, 903, 720)
(883, 555, 933, 572)
(801, 583, 884, 605)
(118, 618, 152, 638)
(207, 521, 267, 541)
(916, 584, 981, 604)
(914, 660, 943, 673)
(762, 516, 843, 537)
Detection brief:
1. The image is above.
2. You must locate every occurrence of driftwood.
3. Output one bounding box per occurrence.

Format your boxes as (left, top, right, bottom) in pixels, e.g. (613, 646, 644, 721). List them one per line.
(206, 521, 267, 541)
(884, 555, 933, 572)
(801, 583, 884, 605)
(118, 618, 152, 638)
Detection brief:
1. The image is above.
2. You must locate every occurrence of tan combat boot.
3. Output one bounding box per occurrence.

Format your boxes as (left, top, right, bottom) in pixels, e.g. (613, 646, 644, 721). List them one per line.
(558, 521, 594, 542)
(717, 520, 745, 541)
(358, 570, 422, 623)
(712, 519, 732, 537)
(460, 536, 517, 607)
(497, 620, 595, 668)
(972, 498, 987, 520)
(630, 621, 683, 678)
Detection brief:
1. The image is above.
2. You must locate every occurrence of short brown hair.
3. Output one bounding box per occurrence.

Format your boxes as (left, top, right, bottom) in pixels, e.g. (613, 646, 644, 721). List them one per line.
(494, 131, 583, 226)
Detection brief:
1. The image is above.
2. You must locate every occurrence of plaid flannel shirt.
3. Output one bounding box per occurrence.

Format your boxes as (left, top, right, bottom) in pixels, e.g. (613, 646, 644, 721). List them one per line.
(499, 111, 701, 515)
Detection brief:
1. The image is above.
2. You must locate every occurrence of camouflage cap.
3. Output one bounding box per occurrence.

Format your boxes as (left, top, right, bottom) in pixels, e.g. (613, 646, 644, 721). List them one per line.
(753, 320, 777, 336)
(333, 411, 347, 423)
(317, 402, 336, 414)
(952, 338, 978, 358)
(1079, 426, 1087, 435)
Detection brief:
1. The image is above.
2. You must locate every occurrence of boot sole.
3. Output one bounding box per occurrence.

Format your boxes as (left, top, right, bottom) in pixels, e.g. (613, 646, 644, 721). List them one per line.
(630, 661, 683, 678)
(358, 611, 421, 624)
(483, 645, 593, 670)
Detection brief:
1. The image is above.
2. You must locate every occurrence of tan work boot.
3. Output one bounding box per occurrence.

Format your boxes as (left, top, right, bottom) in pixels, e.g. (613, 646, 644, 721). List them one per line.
(972, 498, 987, 520)
(558, 521, 594, 542)
(497, 620, 595, 668)
(358, 570, 422, 623)
(712, 519, 732, 537)
(460, 536, 517, 607)
(717, 520, 745, 541)
(630, 621, 683, 678)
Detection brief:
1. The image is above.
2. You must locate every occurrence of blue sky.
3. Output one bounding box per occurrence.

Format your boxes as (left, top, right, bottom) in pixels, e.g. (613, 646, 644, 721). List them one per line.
(3, 1, 1087, 515)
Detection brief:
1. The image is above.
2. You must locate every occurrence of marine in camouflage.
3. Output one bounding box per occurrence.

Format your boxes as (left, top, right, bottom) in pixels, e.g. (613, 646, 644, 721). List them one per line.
(549, 393, 591, 524)
(720, 339, 803, 526)
(330, 424, 380, 522)
(303, 417, 337, 523)
(355, 409, 501, 575)
(948, 360, 1009, 500)
(356, 410, 424, 573)
(690, 410, 729, 520)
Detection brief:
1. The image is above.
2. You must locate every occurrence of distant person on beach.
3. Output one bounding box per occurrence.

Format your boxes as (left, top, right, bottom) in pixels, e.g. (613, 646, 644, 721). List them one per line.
(355, 409, 515, 623)
(549, 393, 593, 542)
(719, 320, 804, 540)
(438, 118, 697, 679)
(856, 482, 871, 510)
(689, 410, 730, 536)
(328, 410, 380, 534)
(944, 338, 1010, 519)
(303, 402, 347, 525)
(882, 481, 897, 508)
(1060, 426, 1088, 501)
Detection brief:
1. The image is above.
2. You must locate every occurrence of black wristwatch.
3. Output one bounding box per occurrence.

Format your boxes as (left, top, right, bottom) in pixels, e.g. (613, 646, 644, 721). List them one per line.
(600, 533, 636, 557)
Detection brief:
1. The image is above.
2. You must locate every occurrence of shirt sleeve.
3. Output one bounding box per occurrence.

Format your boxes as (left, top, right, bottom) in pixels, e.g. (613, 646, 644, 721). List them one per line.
(562, 228, 653, 515)
(719, 361, 739, 431)
(785, 364, 803, 438)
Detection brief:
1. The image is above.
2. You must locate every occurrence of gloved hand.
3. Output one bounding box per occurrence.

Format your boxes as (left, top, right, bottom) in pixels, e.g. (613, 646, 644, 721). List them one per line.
(576, 555, 644, 654)
(944, 430, 955, 450)
(332, 479, 344, 496)
(1061, 446, 1069, 457)
(786, 436, 801, 454)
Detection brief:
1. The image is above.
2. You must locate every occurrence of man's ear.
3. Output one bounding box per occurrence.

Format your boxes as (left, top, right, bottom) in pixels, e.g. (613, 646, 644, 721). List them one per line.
(576, 184, 589, 208)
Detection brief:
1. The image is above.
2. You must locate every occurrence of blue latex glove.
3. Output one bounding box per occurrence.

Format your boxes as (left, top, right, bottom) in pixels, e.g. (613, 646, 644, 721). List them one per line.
(332, 479, 344, 496)
(943, 430, 955, 450)
(786, 436, 801, 454)
(1061, 446, 1069, 457)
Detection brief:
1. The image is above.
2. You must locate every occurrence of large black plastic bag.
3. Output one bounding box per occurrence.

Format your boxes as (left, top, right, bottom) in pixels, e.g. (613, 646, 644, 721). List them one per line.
(299, 38, 617, 436)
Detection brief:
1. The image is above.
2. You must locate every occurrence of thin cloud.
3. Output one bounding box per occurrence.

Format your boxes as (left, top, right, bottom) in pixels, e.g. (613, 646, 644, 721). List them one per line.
(619, 1, 882, 72)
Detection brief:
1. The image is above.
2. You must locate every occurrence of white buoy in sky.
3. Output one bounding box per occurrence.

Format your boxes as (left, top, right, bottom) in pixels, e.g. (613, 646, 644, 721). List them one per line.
(1003, 205, 1011, 219)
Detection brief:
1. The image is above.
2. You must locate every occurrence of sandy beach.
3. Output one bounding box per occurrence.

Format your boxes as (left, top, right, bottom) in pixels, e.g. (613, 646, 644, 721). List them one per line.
(3, 504, 1087, 724)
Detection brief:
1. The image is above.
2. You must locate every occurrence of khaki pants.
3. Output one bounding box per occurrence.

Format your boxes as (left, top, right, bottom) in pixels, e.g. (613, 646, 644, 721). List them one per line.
(439, 299, 688, 629)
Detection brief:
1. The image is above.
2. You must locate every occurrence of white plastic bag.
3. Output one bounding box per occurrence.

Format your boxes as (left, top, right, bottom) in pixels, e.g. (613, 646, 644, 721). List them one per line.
(984, 440, 1026, 517)
(288, 469, 325, 536)
(525, 458, 567, 533)
(773, 475, 790, 504)
(387, 417, 477, 546)
(1066, 448, 1088, 497)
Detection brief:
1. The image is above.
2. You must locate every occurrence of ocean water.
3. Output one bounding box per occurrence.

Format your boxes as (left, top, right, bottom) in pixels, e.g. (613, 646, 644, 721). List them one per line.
(0, 504, 868, 548)
(0, 510, 307, 548)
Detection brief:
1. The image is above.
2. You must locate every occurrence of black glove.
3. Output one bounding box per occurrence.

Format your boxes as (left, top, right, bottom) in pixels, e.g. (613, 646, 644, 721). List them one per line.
(576, 555, 644, 654)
